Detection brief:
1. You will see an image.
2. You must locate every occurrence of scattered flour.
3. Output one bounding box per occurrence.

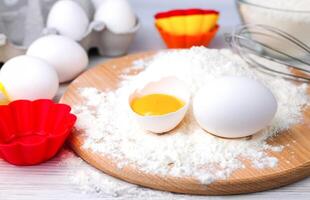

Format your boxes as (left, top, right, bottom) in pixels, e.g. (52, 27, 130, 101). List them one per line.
(60, 150, 187, 199)
(72, 48, 309, 187)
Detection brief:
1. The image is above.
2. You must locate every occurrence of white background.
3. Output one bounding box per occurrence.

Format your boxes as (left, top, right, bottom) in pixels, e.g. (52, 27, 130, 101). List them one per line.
(1, 0, 309, 199)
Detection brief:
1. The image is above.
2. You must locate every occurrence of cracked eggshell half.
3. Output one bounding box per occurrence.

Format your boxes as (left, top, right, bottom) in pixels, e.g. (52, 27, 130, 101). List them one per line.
(129, 76, 190, 134)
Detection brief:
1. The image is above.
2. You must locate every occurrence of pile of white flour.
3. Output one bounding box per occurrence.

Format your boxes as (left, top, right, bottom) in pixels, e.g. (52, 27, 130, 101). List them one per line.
(72, 48, 309, 189)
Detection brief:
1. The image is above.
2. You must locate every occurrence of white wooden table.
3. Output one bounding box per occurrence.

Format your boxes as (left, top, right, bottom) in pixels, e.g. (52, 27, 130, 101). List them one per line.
(1, 0, 309, 199)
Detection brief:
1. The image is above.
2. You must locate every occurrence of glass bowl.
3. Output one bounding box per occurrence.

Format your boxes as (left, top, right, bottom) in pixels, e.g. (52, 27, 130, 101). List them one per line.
(236, 0, 310, 58)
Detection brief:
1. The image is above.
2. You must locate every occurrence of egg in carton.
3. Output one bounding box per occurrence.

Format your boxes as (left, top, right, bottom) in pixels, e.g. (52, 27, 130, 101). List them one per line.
(0, 0, 140, 62)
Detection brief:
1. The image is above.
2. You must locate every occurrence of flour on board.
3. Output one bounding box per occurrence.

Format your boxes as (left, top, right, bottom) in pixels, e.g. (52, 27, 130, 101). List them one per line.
(72, 47, 309, 184)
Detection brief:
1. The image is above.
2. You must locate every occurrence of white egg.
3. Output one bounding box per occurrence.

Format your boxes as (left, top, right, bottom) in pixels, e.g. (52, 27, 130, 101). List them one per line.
(91, 0, 105, 8)
(129, 77, 190, 134)
(0, 56, 59, 101)
(47, 0, 89, 41)
(27, 35, 89, 83)
(94, 0, 136, 33)
(193, 76, 277, 138)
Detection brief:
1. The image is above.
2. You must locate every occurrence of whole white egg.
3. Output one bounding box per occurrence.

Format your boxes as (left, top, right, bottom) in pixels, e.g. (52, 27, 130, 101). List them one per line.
(27, 35, 88, 83)
(91, 0, 105, 8)
(94, 0, 136, 33)
(47, 0, 89, 41)
(0, 55, 59, 100)
(193, 76, 277, 138)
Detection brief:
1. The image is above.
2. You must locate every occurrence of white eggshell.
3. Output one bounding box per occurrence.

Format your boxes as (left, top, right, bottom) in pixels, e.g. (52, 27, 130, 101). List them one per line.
(47, 0, 89, 40)
(129, 77, 190, 134)
(193, 76, 277, 138)
(94, 0, 136, 33)
(0, 56, 59, 100)
(91, 0, 105, 8)
(27, 35, 88, 83)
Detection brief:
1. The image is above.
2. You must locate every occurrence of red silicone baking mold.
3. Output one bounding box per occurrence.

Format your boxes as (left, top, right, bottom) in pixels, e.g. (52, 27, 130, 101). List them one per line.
(154, 9, 219, 19)
(0, 99, 76, 165)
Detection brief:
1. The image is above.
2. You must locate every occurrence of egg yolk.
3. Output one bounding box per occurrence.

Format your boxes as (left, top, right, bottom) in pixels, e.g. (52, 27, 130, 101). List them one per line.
(131, 94, 185, 116)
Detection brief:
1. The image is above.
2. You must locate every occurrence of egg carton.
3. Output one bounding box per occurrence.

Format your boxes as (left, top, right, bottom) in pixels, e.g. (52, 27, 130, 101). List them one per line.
(0, 0, 139, 62)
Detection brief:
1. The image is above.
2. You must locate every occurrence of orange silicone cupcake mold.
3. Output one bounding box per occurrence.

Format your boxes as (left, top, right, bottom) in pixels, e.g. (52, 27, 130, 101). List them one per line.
(0, 99, 76, 165)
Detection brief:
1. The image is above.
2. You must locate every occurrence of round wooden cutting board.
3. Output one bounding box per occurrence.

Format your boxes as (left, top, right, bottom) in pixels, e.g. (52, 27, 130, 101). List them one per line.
(60, 51, 310, 195)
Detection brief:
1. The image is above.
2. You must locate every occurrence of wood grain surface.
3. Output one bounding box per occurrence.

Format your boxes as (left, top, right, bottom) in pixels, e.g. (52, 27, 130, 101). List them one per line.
(60, 51, 310, 195)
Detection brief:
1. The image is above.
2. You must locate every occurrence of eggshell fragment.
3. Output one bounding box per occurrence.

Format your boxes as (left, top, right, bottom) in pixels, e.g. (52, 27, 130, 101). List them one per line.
(193, 76, 278, 138)
(129, 77, 190, 134)
(47, 0, 89, 41)
(26, 35, 88, 83)
(0, 55, 59, 100)
(94, 0, 136, 33)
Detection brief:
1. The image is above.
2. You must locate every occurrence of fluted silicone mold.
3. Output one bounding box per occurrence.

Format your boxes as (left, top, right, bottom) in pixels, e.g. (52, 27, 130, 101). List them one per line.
(155, 9, 219, 36)
(0, 99, 76, 165)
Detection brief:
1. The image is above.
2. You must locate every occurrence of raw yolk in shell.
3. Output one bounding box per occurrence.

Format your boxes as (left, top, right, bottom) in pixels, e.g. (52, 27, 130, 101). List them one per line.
(131, 94, 185, 116)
